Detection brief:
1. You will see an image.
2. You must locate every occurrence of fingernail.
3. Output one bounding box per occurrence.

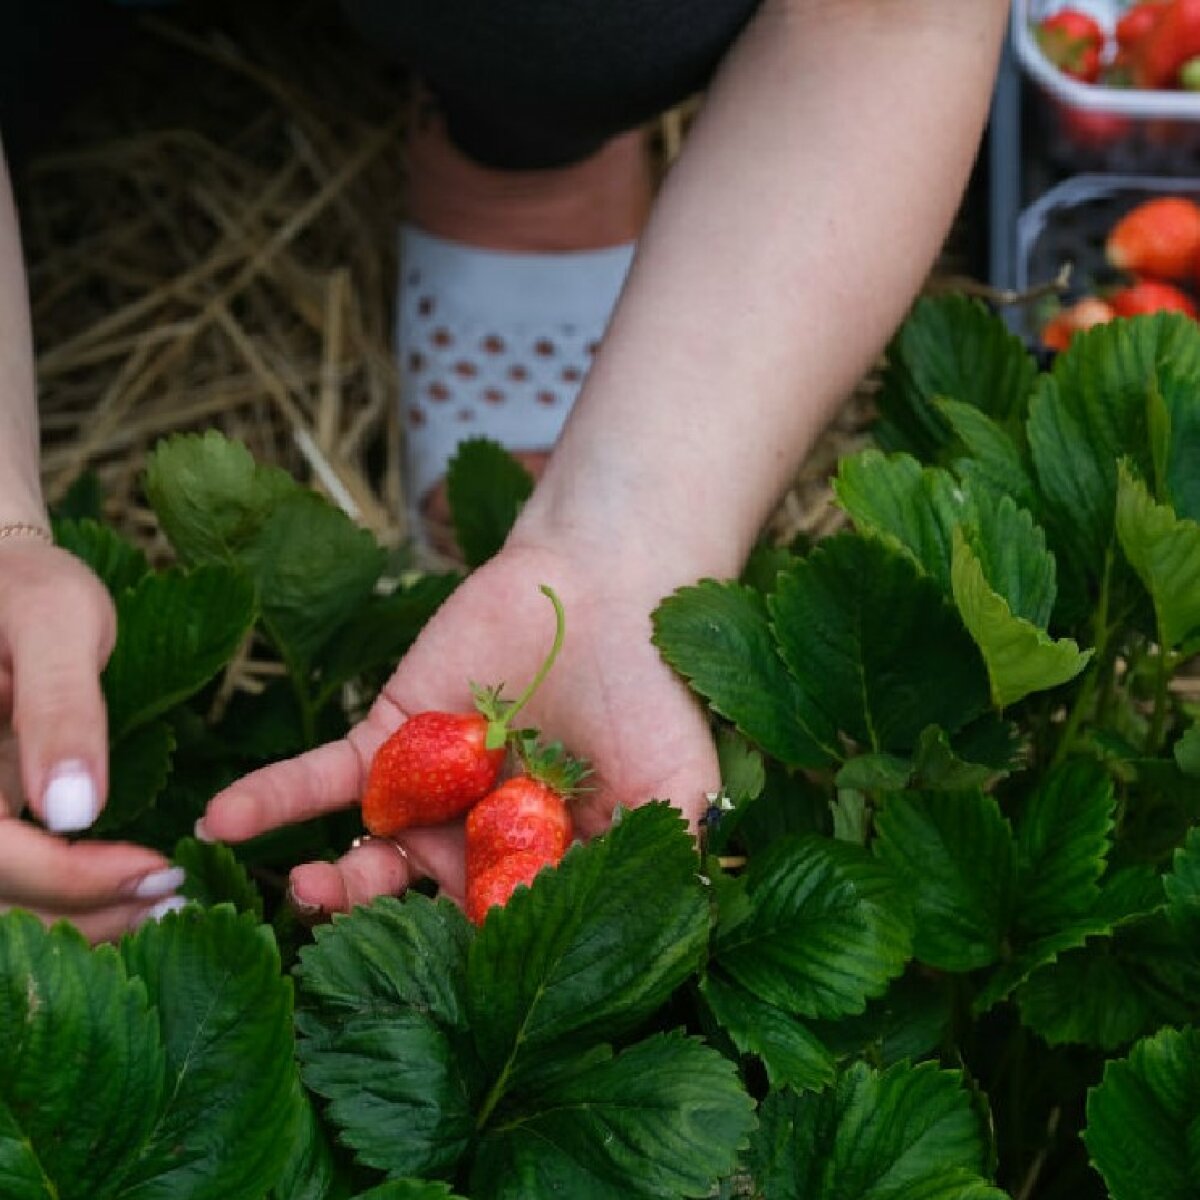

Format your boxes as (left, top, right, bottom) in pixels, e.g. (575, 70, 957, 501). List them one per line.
(193, 819, 214, 843)
(287, 882, 322, 919)
(142, 896, 187, 924)
(127, 867, 186, 901)
(43, 762, 99, 833)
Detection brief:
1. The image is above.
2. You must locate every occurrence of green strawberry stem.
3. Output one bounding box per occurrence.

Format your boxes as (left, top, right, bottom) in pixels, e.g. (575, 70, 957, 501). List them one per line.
(480, 584, 566, 751)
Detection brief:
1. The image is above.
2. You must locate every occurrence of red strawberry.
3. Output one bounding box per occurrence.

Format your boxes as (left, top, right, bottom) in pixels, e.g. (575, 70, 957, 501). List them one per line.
(1107, 197, 1200, 281)
(1109, 279, 1199, 318)
(466, 775, 573, 880)
(1117, 0, 1170, 49)
(463, 737, 589, 925)
(361, 585, 569, 835)
(466, 851, 556, 926)
(1040, 296, 1116, 351)
(1036, 9, 1106, 82)
(363, 711, 505, 834)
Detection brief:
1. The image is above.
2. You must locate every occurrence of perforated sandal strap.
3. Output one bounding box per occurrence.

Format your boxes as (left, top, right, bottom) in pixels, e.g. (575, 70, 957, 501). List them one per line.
(397, 226, 635, 503)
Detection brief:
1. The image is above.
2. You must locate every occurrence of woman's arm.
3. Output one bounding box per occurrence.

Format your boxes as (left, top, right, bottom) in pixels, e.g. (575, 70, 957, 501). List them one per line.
(516, 0, 1010, 585)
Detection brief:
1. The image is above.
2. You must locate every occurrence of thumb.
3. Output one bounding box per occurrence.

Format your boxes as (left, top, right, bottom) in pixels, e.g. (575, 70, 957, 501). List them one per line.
(5, 554, 116, 833)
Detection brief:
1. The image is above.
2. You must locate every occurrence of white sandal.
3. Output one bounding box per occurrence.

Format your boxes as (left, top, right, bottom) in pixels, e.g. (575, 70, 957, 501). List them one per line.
(397, 225, 635, 515)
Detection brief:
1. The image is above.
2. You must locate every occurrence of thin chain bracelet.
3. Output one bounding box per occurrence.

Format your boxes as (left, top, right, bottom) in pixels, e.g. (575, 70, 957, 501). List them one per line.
(0, 522, 53, 545)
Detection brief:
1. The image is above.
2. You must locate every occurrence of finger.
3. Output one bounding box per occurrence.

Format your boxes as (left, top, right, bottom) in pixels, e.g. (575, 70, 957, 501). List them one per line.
(201, 736, 371, 844)
(10, 895, 187, 944)
(6, 565, 115, 833)
(288, 823, 468, 917)
(0, 820, 178, 910)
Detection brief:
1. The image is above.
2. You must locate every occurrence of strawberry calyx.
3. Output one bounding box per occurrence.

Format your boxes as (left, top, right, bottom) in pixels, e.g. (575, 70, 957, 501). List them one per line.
(469, 584, 567, 752)
(512, 729, 593, 798)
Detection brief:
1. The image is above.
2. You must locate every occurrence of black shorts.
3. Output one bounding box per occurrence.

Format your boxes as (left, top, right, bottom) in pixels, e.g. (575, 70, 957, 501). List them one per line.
(340, 0, 762, 168)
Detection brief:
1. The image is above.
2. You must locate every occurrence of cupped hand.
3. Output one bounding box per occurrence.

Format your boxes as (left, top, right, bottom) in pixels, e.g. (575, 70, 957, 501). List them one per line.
(0, 539, 184, 940)
(200, 536, 719, 915)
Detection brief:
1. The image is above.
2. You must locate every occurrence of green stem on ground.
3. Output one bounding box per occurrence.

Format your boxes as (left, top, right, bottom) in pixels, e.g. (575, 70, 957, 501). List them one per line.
(1146, 628, 1172, 755)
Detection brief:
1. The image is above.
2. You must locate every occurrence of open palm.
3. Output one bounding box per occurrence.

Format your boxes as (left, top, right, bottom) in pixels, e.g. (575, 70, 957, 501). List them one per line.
(201, 539, 718, 913)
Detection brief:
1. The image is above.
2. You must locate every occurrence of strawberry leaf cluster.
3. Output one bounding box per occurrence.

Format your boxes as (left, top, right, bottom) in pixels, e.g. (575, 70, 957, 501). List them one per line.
(3, 302, 1200, 1196)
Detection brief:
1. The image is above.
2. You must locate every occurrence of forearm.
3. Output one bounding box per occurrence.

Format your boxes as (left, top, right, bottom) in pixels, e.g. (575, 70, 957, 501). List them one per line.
(517, 0, 1009, 583)
(0, 141, 44, 528)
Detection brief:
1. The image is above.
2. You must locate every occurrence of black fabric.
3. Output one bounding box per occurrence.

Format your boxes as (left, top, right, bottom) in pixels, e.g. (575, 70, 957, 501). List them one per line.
(340, 0, 762, 169)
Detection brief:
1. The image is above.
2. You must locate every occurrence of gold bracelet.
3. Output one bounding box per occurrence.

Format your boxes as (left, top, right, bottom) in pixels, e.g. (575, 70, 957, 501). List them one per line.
(0, 522, 53, 544)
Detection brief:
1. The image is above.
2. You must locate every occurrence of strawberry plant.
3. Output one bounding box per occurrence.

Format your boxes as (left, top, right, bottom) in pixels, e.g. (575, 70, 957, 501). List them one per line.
(2, 300, 1200, 1198)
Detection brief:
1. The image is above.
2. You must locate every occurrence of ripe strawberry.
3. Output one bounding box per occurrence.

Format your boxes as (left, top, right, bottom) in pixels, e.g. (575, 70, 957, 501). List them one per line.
(361, 585, 568, 836)
(1106, 197, 1200, 281)
(1036, 9, 1106, 83)
(1127, 0, 1200, 89)
(362, 711, 505, 835)
(464, 737, 589, 925)
(466, 775, 574, 880)
(1040, 296, 1116, 351)
(1109, 279, 1199, 319)
(1117, 0, 1170, 49)
(466, 851, 556, 926)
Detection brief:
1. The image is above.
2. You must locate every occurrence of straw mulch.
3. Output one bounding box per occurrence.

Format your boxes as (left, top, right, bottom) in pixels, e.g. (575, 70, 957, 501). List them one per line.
(24, 2, 872, 565)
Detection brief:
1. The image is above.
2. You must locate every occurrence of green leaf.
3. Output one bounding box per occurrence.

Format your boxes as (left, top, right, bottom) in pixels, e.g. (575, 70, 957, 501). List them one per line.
(1164, 368, 1200, 521)
(468, 804, 708, 1084)
(1027, 314, 1200, 583)
(836, 754, 912, 793)
(1015, 759, 1114, 937)
(144, 431, 298, 564)
(446, 438, 535, 568)
(830, 789, 870, 844)
(874, 790, 1016, 972)
(272, 1090, 341, 1200)
(53, 518, 149, 598)
(716, 726, 766, 805)
(93, 721, 175, 837)
(702, 973, 836, 1092)
(296, 897, 475, 1180)
(1175, 725, 1200, 777)
(316, 574, 459, 696)
(714, 834, 912, 1019)
(1165, 827, 1200, 945)
(471, 1033, 755, 1200)
(937, 398, 1039, 514)
(950, 529, 1090, 709)
(1085, 1026, 1200, 1200)
(770, 535, 990, 752)
(117, 906, 298, 1199)
(104, 566, 257, 741)
(174, 838, 264, 919)
(875, 294, 1037, 460)
(719, 764, 831, 856)
(833, 451, 966, 591)
(1017, 915, 1195, 1049)
(352, 1185, 466, 1200)
(52, 469, 103, 522)
(1116, 462, 1200, 648)
(964, 493, 1058, 628)
(909, 724, 1013, 791)
(0, 913, 164, 1200)
(811, 971, 952, 1069)
(652, 579, 835, 768)
(243, 491, 385, 675)
(748, 1061, 1003, 1199)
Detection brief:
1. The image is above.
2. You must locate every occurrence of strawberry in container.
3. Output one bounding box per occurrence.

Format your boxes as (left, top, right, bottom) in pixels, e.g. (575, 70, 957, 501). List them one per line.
(1035, 7, 1106, 82)
(1106, 195, 1200, 281)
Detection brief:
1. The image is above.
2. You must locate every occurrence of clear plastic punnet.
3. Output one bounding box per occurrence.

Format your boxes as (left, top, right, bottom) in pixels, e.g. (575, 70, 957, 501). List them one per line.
(1014, 0, 1200, 174)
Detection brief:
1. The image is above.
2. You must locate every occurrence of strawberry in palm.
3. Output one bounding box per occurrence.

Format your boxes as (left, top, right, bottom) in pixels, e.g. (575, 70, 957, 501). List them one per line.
(361, 586, 567, 835)
(465, 737, 589, 925)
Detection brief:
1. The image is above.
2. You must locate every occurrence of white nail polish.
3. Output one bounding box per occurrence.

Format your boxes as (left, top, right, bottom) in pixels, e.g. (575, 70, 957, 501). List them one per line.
(131, 868, 186, 901)
(193, 819, 214, 843)
(43, 762, 99, 833)
(145, 896, 188, 923)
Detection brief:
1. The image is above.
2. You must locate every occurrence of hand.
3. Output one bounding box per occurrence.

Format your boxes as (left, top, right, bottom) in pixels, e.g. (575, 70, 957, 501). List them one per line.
(0, 538, 183, 940)
(200, 536, 719, 915)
